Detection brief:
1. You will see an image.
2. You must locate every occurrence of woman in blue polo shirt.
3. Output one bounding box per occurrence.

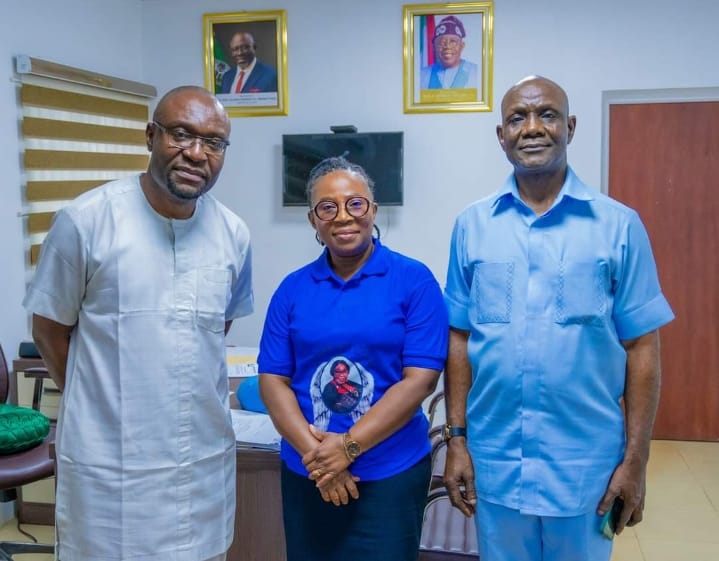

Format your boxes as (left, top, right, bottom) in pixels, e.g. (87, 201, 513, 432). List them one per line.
(258, 156, 449, 561)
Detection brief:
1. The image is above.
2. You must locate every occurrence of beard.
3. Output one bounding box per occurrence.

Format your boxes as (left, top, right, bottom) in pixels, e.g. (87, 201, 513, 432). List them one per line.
(166, 175, 208, 201)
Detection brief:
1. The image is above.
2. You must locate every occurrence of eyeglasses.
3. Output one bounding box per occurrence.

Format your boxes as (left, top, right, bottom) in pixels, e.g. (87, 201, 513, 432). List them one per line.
(152, 121, 230, 157)
(312, 196, 372, 222)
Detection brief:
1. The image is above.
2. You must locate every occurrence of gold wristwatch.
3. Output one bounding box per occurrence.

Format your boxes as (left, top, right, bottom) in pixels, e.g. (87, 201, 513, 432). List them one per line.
(342, 432, 362, 462)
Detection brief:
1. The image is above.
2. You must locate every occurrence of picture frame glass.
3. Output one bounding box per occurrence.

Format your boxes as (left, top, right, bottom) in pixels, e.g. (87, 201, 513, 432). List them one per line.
(203, 11, 288, 117)
(403, 2, 494, 114)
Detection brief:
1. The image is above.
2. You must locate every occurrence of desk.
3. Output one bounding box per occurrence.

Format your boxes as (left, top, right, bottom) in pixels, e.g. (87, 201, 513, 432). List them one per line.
(229, 447, 286, 561)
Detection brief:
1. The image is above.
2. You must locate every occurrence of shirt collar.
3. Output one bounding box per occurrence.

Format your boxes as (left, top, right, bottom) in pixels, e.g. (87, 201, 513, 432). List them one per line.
(490, 166, 594, 215)
(309, 238, 389, 282)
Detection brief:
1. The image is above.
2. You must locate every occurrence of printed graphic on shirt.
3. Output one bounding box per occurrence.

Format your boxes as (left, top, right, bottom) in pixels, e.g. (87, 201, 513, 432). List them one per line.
(309, 356, 374, 431)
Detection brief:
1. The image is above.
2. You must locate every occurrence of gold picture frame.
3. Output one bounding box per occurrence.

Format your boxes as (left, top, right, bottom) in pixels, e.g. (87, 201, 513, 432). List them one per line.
(403, 2, 494, 114)
(203, 10, 288, 117)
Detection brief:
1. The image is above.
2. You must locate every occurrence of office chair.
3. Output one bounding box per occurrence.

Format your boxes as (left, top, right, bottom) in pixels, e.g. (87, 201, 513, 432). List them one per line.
(0, 343, 55, 560)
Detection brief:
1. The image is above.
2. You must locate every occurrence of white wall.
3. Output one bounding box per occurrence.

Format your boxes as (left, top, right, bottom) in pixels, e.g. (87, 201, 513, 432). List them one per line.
(1, 0, 718, 353)
(140, 0, 719, 347)
(0, 1, 144, 366)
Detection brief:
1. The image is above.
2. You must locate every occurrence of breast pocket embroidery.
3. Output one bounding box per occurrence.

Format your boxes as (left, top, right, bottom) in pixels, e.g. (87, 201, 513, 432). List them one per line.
(555, 261, 608, 325)
(471, 262, 514, 324)
(196, 268, 230, 333)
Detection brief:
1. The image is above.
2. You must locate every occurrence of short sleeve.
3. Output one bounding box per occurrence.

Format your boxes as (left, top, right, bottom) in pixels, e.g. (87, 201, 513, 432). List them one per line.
(612, 211, 674, 340)
(23, 208, 86, 326)
(227, 240, 254, 321)
(402, 267, 449, 371)
(444, 215, 472, 330)
(257, 276, 295, 377)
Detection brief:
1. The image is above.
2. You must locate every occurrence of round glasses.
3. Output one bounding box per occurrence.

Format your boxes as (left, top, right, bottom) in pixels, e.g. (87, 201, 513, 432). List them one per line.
(152, 121, 230, 157)
(312, 196, 372, 222)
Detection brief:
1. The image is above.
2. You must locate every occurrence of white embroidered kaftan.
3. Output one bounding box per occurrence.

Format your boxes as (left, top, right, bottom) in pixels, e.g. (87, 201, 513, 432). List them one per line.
(24, 176, 253, 561)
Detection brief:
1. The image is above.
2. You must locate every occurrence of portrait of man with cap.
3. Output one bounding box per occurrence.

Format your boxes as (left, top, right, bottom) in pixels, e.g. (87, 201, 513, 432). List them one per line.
(420, 15, 479, 90)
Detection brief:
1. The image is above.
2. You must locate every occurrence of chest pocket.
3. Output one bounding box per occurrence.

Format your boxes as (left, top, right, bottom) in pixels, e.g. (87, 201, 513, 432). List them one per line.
(555, 261, 608, 325)
(196, 268, 230, 333)
(470, 262, 514, 324)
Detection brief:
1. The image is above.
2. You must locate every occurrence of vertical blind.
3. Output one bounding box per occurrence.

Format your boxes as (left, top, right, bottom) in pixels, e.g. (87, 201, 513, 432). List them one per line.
(18, 60, 156, 268)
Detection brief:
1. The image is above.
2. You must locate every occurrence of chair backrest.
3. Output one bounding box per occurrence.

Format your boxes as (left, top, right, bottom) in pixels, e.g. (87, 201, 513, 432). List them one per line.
(421, 389, 479, 558)
(0, 344, 9, 404)
(427, 390, 445, 429)
(420, 487, 479, 557)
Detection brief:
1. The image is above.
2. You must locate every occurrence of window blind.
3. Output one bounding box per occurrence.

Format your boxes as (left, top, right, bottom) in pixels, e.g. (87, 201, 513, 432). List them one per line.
(17, 58, 156, 268)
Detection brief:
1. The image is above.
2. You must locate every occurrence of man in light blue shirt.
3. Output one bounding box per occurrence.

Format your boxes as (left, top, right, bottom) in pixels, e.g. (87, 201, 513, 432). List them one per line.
(443, 76, 674, 561)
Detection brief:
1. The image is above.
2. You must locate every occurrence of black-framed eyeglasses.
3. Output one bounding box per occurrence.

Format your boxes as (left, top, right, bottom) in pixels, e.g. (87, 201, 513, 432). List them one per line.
(312, 196, 373, 222)
(152, 121, 230, 157)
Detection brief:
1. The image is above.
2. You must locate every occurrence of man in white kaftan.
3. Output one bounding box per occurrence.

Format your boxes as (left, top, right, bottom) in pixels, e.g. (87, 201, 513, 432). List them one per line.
(24, 86, 252, 561)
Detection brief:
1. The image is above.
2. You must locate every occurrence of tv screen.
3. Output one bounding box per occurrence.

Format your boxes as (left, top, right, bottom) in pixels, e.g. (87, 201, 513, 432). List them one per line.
(282, 132, 404, 206)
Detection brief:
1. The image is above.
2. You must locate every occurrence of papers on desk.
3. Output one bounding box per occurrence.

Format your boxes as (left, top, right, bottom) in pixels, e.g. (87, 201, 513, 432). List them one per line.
(231, 409, 281, 451)
(226, 346, 259, 378)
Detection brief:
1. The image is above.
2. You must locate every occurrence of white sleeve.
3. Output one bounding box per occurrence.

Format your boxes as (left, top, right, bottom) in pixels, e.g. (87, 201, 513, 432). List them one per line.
(23, 208, 86, 326)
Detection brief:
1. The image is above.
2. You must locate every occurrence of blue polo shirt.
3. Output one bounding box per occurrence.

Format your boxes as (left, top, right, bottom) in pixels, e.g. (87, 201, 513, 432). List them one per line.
(259, 239, 448, 480)
(444, 167, 674, 516)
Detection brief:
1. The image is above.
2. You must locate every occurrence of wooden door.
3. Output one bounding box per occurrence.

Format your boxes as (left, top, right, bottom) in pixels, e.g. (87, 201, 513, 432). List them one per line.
(607, 99, 719, 441)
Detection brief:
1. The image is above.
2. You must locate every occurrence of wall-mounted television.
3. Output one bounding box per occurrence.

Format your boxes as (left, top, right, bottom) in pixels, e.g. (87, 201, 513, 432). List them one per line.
(282, 132, 404, 206)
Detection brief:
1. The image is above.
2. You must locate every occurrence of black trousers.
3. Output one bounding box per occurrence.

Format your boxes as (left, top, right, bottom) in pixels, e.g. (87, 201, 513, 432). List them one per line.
(281, 455, 431, 561)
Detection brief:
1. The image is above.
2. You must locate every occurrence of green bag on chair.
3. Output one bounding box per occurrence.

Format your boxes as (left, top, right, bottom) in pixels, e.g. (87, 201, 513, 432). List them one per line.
(0, 403, 50, 454)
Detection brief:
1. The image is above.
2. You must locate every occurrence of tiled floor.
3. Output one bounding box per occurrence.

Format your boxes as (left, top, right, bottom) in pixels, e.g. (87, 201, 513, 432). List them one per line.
(612, 440, 719, 561)
(0, 520, 54, 560)
(0, 440, 717, 560)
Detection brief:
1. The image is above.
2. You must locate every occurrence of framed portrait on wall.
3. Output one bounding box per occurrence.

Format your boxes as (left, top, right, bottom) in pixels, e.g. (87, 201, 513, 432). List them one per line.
(203, 10, 288, 117)
(403, 2, 494, 114)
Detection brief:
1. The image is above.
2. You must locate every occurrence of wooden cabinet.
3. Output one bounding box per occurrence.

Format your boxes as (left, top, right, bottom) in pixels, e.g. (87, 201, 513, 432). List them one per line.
(229, 448, 285, 561)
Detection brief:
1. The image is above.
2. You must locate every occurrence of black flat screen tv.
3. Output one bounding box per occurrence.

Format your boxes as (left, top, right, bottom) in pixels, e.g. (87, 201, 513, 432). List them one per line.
(282, 132, 404, 206)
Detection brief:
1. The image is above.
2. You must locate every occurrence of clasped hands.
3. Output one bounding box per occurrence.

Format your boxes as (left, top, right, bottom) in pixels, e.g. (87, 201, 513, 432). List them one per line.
(302, 424, 360, 506)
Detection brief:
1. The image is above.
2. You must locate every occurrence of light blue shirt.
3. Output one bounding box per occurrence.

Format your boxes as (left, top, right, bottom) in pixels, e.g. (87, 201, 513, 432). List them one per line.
(444, 167, 673, 516)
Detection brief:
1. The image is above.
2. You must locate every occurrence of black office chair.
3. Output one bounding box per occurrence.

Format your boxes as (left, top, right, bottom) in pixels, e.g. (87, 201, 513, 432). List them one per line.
(0, 343, 55, 560)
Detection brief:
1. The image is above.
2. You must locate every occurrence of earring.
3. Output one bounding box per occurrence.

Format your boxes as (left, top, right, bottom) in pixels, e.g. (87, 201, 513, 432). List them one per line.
(315, 232, 325, 246)
(373, 224, 381, 240)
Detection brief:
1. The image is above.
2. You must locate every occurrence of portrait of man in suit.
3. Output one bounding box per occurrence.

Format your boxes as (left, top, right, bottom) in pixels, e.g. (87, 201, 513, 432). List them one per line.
(220, 31, 278, 94)
(204, 11, 288, 116)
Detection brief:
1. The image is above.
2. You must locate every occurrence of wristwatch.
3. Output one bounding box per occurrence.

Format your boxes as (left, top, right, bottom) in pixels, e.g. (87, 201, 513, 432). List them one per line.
(342, 432, 362, 462)
(443, 424, 467, 442)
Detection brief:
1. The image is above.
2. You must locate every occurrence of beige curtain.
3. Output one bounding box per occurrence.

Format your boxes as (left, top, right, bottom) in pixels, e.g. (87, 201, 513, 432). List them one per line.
(18, 65, 155, 267)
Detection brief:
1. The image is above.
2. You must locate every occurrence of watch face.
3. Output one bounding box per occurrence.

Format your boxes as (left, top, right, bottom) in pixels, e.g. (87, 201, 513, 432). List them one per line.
(347, 440, 361, 458)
